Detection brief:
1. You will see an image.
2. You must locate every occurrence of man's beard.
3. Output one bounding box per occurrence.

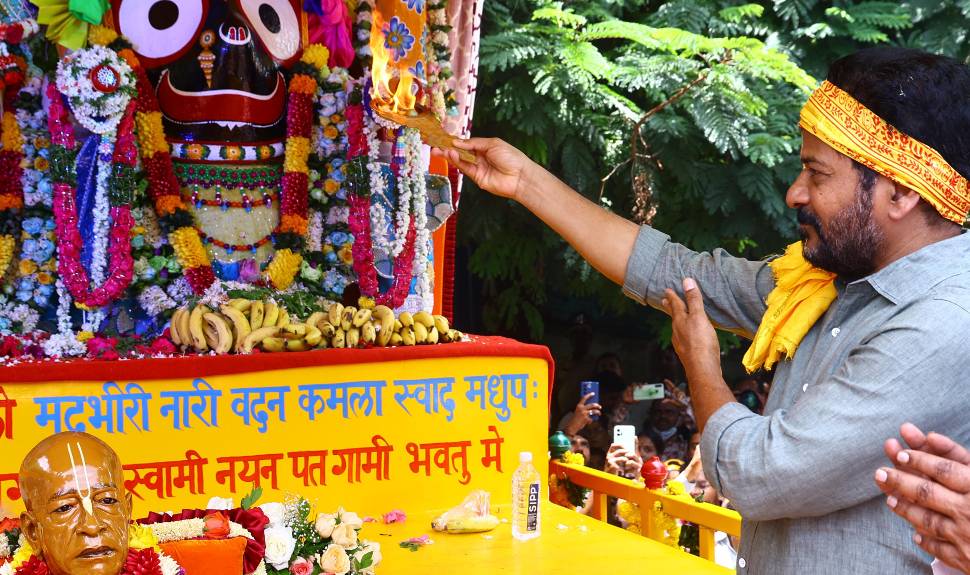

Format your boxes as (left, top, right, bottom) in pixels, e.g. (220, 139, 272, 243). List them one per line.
(797, 184, 884, 280)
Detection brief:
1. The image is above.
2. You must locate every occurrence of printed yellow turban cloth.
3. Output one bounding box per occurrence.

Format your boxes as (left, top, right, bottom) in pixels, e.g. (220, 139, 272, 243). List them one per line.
(743, 80, 970, 373)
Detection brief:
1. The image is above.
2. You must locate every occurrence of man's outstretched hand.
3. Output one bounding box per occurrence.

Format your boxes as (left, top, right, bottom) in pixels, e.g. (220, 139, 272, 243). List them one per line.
(443, 138, 533, 202)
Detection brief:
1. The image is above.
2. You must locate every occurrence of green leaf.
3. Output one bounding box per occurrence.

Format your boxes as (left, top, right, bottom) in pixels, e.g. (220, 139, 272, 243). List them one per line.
(240, 486, 263, 509)
(719, 4, 765, 23)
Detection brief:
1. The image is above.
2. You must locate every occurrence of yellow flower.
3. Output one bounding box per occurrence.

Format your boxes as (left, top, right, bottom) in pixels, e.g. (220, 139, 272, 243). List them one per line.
(266, 248, 302, 290)
(131, 226, 146, 236)
(77, 331, 95, 342)
(0, 235, 15, 281)
(330, 114, 343, 124)
(18, 259, 37, 275)
(288, 74, 317, 96)
(1, 111, 23, 152)
(324, 179, 340, 195)
(33, 136, 50, 149)
(10, 538, 35, 568)
(300, 44, 330, 71)
(88, 25, 118, 46)
(168, 227, 210, 269)
(136, 112, 169, 158)
(358, 297, 375, 309)
(324, 125, 339, 140)
(36, 272, 53, 285)
(322, 244, 334, 254)
(562, 451, 585, 465)
(128, 524, 160, 551)
(283, 137, 310, 174)
(337, 244, 353, 265)
(34, 157, 50, 172)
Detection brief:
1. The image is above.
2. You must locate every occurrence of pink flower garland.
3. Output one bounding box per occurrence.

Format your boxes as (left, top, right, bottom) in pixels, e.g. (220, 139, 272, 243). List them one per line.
(348, 193, 416, 308)
(47, 83, 135, 309)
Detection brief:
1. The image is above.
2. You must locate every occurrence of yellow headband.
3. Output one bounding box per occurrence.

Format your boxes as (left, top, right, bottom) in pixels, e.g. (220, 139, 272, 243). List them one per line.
(799, 80, 970, 223)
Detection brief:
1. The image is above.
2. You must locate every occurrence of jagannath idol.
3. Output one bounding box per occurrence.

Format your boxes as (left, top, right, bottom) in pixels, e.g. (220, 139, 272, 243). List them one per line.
(0, 0, 461, 358)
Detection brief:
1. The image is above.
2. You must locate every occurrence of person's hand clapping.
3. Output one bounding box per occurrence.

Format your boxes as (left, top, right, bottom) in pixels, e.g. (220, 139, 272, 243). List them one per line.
(442, 138, 534, 201)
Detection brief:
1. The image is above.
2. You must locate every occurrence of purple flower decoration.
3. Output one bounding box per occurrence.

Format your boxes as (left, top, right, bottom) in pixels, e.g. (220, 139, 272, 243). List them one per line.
(408, 60, 426, 80)
(383, 16, 415, 62)
(407, 0, 425, 14)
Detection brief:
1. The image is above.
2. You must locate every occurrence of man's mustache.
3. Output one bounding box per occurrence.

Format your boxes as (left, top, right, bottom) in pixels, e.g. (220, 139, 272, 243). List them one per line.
(797, 207, 823, 236)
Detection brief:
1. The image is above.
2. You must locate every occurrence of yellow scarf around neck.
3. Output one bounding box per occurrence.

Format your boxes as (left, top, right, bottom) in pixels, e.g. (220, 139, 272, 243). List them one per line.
(742, 242, 837, 373)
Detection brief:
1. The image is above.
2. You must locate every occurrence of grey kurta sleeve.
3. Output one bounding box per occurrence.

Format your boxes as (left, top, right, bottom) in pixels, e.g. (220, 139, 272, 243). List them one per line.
(700, 297, 970, 522)
(622, 225, 776, 338)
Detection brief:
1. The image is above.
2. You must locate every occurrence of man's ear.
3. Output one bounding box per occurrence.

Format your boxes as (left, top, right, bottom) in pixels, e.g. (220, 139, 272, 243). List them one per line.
(20, 510, 40, 548)
(125, 491, 133, 518)
(886, 182, 922, 221)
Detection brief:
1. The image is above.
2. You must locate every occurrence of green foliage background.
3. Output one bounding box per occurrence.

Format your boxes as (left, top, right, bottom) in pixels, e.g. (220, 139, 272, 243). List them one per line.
(456, 0, 970, 344)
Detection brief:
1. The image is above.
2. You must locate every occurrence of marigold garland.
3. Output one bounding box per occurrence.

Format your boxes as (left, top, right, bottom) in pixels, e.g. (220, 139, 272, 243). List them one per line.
(0, 41, 26, 283)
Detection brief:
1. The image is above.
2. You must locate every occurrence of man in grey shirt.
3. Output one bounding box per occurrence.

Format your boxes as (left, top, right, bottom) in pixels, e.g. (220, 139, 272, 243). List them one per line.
(443, 47, 970, 573)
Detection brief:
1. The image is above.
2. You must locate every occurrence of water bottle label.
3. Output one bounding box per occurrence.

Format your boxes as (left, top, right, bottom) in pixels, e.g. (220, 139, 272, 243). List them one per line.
(527, 482, 539, 531)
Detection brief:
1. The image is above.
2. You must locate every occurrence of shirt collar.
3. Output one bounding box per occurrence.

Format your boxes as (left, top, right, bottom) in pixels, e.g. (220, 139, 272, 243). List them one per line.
(859, 231, 970, 305)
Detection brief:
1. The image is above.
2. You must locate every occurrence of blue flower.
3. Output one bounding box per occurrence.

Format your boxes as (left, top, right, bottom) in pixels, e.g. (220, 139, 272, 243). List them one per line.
(336, 188, 347, 201)
(37, 284, 53, 297)
(23, 217, 44, 235)
(408, 60, 426, 81)
(383, 17, 415, 62)
(325, 251, 338, 263)
(18, 278, 32, 291)
(33, 294, 48, 307)
(406, 0, 425, 14)
(44, 218, 56, 230)
(21, 239, 38, 259)
(0, 317, 10, 331)
(331, 157, 344, 169)
(15, 290, 31, 302)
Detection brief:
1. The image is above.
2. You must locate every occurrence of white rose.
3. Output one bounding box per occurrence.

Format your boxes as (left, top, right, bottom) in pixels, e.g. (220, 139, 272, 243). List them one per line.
(339, 510, 364, 529)
(318, 544, 351, 575)
(259, 502, 286, 528)
(315, 512, 338, 538)
(331, 522, 358, 549)
(206, 496, 234, 510)
(262, 525, 297, 570)
(354, 540, 382, 572)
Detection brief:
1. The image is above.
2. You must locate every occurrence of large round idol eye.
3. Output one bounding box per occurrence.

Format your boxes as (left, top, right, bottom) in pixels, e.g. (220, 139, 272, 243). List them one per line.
(239, 0, 301, 64)
(116, 0, 207, 67)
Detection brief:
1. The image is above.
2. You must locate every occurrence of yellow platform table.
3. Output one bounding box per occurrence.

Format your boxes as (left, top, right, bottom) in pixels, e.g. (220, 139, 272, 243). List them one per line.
(379, 502, 731, 574)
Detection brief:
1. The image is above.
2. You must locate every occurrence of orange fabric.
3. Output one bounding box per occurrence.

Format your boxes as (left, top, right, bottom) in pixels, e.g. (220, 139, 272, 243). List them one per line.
(432, 222, 447, 315)
(159, 537, 248, 575)
(800, 80, 970, 223)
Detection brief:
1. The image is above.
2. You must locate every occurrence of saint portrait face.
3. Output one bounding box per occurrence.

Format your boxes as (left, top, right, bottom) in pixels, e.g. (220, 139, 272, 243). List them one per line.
(111, 0, 304, 144)
(19, 433, 131, 575)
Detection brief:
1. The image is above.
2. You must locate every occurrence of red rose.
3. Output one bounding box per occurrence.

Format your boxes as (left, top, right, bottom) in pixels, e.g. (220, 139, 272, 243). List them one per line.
(5, 24, 23, 44)
(203, 511, 231, 539)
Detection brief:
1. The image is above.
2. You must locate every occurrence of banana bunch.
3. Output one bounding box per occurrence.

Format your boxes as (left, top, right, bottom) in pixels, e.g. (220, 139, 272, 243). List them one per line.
(304, 303, 466, 349)
(170, 298, 466, 354)
(432, 490, 500, 534)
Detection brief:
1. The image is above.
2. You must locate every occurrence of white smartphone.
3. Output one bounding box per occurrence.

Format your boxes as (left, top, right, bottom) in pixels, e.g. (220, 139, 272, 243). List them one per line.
(613, 425, 637, 454)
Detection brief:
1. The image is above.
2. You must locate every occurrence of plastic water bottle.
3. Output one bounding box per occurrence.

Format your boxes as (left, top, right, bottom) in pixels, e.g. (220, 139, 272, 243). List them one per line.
(512, 451, 541, 540)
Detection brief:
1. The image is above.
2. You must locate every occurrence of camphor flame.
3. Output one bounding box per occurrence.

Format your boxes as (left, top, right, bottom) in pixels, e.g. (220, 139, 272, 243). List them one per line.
(369, 0, 420, 113)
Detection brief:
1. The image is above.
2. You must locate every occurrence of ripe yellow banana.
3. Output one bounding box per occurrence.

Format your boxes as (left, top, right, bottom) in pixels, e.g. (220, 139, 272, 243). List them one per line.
(188, 304, 210, 352)
(240, 326, 281, 353)
(262, 299, 280, 328)
(306, 311, 327, 330)
(390, 332, 403, 346)
(220, 305, 252, 353)
(413, 322, 429, 344)
(394, 319, 403, 332)
(319, 322, 336, 339)
(340, 306, 357, 331)
(229, 298, 252, 313)
(283, 323, 307, 339)
(413, 311, 435, 329)
(427, 326, 439, 345)
(332, 328, 346, 349)
(249, 300, 265, 330)
(346, 326, 360, 348)
(286, 338, 310, 352)
(176, 306, 192, 349)
(203, 323, 220, 350)
(305, 323, 323, 347)
(260, 337, 286, 352)
(361, 321, 377, 345)
(433, 513, 500, 534)
(372, 305, 395, 346)
(401, 325, 416, 346)
(398, 311, 414, 328)
(448, 329, 464, 342)
(276, 306, 290, 328)
(169, 308, 186, 346)
(434, 315, 450, 334)
(203, 313, 233, 354)
(328, 302, 344, 327)
(352, 307, 372, 328)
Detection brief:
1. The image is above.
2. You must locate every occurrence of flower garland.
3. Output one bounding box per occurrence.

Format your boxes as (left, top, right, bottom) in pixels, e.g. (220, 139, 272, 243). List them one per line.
(110, 29, 216, 295)
(46, 74, 136, 309)
(549, 451, 591, 509)
(354, 0, 374, 69)
(1, 524, 181, 575)
(0, 22, 28, 283)
(144, 517, 267, 575)
(426, 0, 457, 119)
(404, 128, 432, 309)
(615, 479, 692, 547)
(265, 44, 331, 290)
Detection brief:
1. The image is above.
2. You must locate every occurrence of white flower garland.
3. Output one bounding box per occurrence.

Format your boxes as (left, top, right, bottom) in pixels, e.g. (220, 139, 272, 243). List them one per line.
(44, 280, 86, 357)
(54, 45, 135, 135)
(137, 285, 178, 317)
(403, 128, 432, 309)
(307, 209, 324, 252)
(89, 134, 115, 288)
(355, 0, 374, 62)
(0, 529, 9, 559)
(148, 518, 267, 575)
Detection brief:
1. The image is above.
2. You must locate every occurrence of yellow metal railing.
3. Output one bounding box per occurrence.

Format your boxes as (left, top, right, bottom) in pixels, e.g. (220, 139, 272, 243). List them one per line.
(549, 460, 741, 563)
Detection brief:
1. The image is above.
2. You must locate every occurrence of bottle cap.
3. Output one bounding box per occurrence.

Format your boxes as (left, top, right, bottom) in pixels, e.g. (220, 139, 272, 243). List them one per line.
(519, 451, 532, 463)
